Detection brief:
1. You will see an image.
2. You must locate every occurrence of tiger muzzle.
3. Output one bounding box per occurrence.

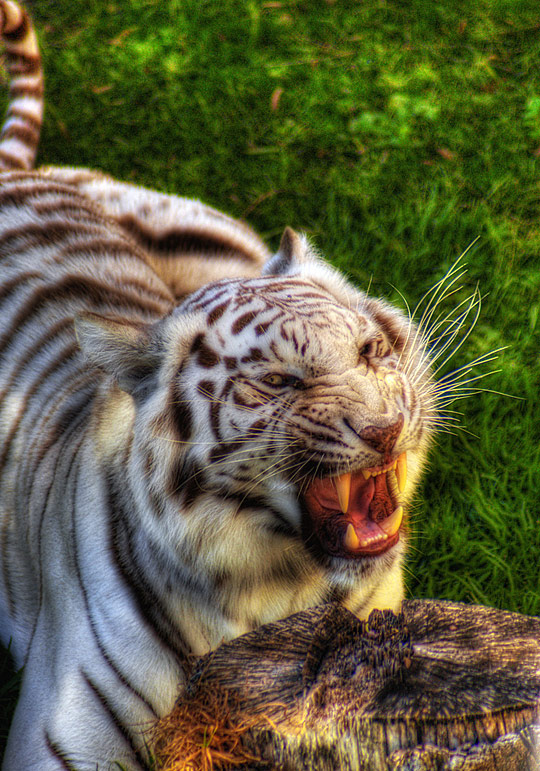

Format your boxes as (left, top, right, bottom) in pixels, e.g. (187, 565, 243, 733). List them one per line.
(301, 451, 407, 560)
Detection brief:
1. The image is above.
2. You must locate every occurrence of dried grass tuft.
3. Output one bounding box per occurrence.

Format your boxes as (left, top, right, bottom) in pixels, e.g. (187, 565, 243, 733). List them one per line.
(151, 685, 275, 771)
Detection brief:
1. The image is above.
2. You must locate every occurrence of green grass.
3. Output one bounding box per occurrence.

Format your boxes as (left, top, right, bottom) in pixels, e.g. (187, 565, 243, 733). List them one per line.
(2, 0, 540, 758)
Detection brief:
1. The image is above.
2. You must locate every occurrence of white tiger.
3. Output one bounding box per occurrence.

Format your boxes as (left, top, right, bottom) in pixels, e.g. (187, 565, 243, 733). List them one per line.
(0, 2, 437, 768)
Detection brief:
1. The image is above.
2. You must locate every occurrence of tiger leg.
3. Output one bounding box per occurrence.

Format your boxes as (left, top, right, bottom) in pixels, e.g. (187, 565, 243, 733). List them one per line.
(3, 607, 155, 771)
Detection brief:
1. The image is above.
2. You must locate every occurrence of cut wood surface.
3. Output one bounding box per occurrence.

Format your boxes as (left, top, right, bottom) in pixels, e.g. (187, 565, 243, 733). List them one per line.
(152, 600, 540, 770)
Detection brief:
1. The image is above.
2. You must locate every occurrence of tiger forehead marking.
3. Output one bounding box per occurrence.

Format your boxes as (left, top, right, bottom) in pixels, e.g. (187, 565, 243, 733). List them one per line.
(185, 276, 373, 372)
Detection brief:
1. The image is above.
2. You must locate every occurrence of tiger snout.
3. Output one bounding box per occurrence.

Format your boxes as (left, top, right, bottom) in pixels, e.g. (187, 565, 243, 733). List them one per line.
(357, 413, 404, 456)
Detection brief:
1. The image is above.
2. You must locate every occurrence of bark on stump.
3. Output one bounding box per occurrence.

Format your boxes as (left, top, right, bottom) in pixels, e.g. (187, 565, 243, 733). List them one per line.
(152, 600, 540, 770)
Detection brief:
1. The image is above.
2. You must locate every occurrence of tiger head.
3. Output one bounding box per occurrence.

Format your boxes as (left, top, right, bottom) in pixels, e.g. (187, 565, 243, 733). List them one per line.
(76, 228, 434, 596)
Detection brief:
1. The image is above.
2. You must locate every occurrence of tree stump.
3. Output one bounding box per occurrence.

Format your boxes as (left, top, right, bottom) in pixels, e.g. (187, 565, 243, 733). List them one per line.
(152, 600, 540, 770)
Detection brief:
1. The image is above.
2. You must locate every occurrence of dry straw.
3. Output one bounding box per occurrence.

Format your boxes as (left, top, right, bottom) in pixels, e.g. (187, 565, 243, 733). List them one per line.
(151, 684, 282, 771)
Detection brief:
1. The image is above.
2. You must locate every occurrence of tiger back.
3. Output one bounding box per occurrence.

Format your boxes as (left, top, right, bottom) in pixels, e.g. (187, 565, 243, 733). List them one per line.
(0, 3, 436, 769)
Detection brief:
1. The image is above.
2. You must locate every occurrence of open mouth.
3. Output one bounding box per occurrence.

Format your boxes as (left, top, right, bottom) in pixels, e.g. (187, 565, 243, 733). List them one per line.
(301, 453, 407, 559)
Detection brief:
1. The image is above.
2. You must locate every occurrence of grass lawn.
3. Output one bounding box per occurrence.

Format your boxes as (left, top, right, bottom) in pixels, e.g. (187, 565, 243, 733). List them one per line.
(2, 0, 540, 757)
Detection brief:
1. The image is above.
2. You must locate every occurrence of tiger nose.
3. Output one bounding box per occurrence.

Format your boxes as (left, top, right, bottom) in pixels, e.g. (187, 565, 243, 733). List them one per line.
(359, 413, 404, 456)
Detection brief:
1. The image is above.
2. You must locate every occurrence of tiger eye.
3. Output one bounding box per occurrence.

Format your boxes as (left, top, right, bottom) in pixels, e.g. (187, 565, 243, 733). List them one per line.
(262, 373, 286, 386)
(358, 341, 373, 361)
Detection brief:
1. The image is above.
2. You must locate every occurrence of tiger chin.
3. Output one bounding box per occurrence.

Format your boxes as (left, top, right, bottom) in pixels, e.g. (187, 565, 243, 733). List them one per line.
(0, 1, 435, 769)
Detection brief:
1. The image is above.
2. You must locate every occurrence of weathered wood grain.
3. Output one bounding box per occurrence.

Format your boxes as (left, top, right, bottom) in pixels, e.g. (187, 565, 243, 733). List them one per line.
(152, 600, 540, 770)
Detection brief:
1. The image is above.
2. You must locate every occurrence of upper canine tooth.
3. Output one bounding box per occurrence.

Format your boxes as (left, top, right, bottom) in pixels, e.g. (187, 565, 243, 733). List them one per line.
(334, 472, 351, 513)
(380, 506, 403, 537)
(396, 452, 407, 493)
(361, 468, 372, 480)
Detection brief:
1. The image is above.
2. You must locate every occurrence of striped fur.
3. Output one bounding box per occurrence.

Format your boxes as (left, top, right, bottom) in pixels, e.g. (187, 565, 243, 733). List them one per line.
(0, 0, 42, 170)
(0, 4, 436, 770)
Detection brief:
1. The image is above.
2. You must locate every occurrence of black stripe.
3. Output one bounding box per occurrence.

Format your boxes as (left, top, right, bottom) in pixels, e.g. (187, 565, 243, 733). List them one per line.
(0, 179, 81, 207)
(0, 275, 164, 354)
(0, 345, 83, 471)
(8, 105, 42, 132)
(209, 396, 221, 438)
(207, 300, 230, 325)
(6, 53, 42, 77)
(45, 731, 79, 771)
(197, 379, 215, 398)
(232, 389, 260, 408)
(56, 236, 169, 287)
(324, 586, 349, 604)
(297, 413, 349, 444)
(168, 457, 198, 498)
(117, 214, 260, 264)
(269, 340, 286, 362)
(189, 285, 230, 309)
(294, 291, 334, 301)
(106, 473, 191, 660)
(351, 580, 380, 614)
(81, 671, 148, 770)
(169, 382, 193, 441)
(32, 198, 102, 218)
(0, 122, 40, 146)
(209, 376, 236, 440)
(209, 438, 246, 463)
(0, 220, 103, 255)
(3, 10, 29, 41)
(240, 347, 267, 363)
(226, 491, 297, 536)
(146, 536, 210, 598)
(0, 148, 27, 168)
(255, 320, 273, 336)
(71, 453, 159, 719)
(20, 480, 55, 661)
(181, 467, 206, 510)
(0, 319, 74, 398)
(231, 310, 258, 334)
(248, 418, 266, 433)
(0, 271, 42, 305)
(23, 409, 92, 667)
(211, 547, 304, 604)
(190, 333, 220, 368)
(298, 422, 345, 444)
(8, 81, 43, 98)
(15, 376, 95, 523)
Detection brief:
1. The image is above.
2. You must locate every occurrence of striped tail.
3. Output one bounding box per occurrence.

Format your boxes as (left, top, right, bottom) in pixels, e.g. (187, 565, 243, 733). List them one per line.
(0, 0, 43, 170)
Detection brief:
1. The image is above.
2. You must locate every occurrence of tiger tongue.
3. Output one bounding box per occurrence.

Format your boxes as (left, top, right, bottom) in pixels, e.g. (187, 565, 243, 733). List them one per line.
(302, 471, 398, 558)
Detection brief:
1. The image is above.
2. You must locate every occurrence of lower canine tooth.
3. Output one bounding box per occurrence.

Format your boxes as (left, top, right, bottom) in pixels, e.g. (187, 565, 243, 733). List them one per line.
(380, 506, 403, 537)
(396, 453, 407, 493)
(344, 523, 360, 550)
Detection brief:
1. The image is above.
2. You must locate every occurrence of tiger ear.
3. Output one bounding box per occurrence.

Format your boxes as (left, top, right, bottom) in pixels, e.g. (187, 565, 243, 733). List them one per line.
(74, 312, 161, 397)
(261, 226, 311, 276)
(262, 226, 362, 310)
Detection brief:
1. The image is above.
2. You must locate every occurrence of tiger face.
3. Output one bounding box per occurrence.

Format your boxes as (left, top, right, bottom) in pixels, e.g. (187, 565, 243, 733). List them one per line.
(78, 229, 432, 597)
(177, 276, 426, 563)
